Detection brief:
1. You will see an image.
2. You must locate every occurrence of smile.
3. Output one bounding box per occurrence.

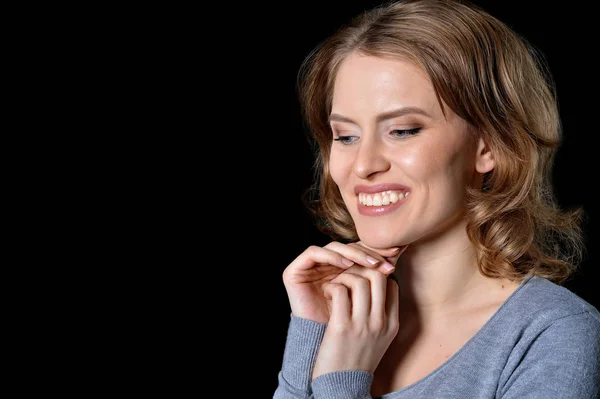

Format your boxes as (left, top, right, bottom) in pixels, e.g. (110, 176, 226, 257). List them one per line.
(358, 190, 411, 207)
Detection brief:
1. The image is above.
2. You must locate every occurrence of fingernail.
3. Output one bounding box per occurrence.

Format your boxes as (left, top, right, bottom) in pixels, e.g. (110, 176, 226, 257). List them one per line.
(390, 247, 401, 252)
(366, 256, 379, 265)
(382, 262, 395, 272)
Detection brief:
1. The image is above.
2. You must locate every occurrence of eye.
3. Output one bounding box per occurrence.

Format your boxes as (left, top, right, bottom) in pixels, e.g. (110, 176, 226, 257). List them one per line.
(333, 136, 358, 145)
(391, 127, 421, 138)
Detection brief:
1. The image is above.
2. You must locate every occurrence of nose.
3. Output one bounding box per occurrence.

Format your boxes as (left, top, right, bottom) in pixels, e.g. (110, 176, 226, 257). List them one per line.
(352, 136, 390, 179)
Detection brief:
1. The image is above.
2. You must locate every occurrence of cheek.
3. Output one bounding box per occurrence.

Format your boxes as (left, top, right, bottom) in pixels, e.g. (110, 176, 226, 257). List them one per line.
(328, 151, 351, 186)
(392, 145, 433, 179)
(397, 139, 470, 182)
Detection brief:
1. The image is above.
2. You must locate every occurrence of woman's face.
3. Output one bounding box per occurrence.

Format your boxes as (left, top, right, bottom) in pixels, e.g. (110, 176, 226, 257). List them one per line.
(329, 53, 492, 249)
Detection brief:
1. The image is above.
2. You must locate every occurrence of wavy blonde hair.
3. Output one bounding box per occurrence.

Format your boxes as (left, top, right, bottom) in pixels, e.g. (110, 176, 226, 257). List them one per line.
(297, 0, 584, 284)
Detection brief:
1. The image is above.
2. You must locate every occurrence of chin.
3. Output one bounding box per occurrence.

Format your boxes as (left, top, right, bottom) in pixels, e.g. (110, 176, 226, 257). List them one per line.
(357, 230, 404, 250)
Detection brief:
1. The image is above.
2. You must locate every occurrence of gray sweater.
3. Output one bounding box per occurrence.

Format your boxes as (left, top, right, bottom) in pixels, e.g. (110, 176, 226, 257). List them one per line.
(274, 276, 600, 398)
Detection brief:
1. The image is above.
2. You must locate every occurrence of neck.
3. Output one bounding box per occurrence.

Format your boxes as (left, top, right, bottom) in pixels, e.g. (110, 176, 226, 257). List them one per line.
(393, 222, 488, 316)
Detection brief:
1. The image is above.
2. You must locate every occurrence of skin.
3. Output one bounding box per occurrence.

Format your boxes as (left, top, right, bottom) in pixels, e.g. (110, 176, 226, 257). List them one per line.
(282, 52, 520, 394)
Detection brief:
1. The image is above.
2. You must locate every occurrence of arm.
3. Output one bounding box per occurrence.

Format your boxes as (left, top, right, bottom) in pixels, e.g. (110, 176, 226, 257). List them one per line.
(310, 265, 402, 399)
(311, 371, 374, 399)
(274, 242, 399, 399)
(499, 311, 600, 399)
(274, 315, 327, 399)
(273, 316, 375, 399)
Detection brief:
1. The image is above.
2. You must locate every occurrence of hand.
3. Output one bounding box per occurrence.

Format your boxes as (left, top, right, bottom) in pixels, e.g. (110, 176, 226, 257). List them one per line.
(282, 241, 402, 324)
(312, 264, 401, 378)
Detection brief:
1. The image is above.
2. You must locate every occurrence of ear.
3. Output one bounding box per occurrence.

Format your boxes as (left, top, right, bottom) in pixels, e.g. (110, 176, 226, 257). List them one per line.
(475, 137, 495, 174)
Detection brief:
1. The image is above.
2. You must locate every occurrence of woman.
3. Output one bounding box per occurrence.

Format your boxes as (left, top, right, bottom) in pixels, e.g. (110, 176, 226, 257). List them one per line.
(274, 0, 600, 398)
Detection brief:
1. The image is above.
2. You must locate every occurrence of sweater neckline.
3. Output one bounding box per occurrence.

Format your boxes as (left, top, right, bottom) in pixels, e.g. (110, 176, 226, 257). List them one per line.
(379, 274, 536, 397)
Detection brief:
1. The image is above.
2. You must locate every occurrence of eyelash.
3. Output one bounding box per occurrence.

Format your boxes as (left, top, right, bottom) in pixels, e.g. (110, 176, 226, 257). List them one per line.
(333, 128, 421, 144)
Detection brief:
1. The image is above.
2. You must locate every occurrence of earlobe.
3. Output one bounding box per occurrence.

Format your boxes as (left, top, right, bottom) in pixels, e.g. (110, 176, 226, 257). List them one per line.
(475, 137, 495, 174)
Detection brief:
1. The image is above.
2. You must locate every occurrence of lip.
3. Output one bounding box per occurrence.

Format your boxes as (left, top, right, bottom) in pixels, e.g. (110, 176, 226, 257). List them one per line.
(354, 183, 411, 217)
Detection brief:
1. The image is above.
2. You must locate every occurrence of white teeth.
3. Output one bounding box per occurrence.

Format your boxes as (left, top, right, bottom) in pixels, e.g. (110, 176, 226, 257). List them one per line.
(358, 190, 410, 207)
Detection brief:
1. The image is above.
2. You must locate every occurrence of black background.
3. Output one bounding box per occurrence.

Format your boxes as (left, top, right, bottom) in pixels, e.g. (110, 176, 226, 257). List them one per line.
(196, 1, 598, 396)
(22, 1, 597, 396)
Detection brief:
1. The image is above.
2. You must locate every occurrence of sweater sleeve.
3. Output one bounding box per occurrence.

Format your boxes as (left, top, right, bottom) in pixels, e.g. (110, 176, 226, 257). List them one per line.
(274, 314, 327, 399)
(311, 370, 374, 399)
(499, 311, 600, 399)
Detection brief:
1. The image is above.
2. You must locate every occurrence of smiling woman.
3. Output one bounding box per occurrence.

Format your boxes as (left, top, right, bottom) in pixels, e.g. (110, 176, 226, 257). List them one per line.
(328, 54, 485, 248)
(273, 1, 600, 398)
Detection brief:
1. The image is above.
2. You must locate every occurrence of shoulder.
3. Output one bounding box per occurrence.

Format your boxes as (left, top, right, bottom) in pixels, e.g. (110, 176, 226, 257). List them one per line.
(496, 277, 600, 398)
(513, 275, 600, 323)
(501, 275, 600, 344)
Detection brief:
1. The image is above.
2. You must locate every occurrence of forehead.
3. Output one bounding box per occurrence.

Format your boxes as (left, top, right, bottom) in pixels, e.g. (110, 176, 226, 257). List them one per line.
(332, 53, 441, 117)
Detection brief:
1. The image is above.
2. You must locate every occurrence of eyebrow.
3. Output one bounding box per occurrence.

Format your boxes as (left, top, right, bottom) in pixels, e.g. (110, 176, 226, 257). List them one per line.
(328, 106, 432, 124)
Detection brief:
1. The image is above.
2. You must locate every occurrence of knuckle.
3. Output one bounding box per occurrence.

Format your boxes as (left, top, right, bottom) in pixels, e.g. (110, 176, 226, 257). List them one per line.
(355, 266, 383, 281)
(323, 241, 339, 249)
(370, 318, 385, 331)
(329, 283, 346, 294)
(306, 245, 320, 255)
(354, 277, 370, 290)
(282, 267, 292, 281)
(330, 320, 351, 334)
(387, 319, 400, 335)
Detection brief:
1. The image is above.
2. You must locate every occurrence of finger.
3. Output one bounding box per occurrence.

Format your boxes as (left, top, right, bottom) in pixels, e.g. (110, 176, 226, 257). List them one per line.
(385, 278, 400, 333)
(352, 241, 409, 266)
(348, 241, 402, 268)
(287, 245, 356, 274)
(329, 272, 371, 323)
(368, 268, 389, 323)
(383, 245, 409, 267)
(355, 241, 405, 258)
(325, 241, 395, 274)
(324, 282, 351, 324)
(338, 265, 389, 323)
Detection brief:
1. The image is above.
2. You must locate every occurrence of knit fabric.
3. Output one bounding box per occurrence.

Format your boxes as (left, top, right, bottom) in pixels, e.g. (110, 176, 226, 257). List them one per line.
(274, 276, 600, 398)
